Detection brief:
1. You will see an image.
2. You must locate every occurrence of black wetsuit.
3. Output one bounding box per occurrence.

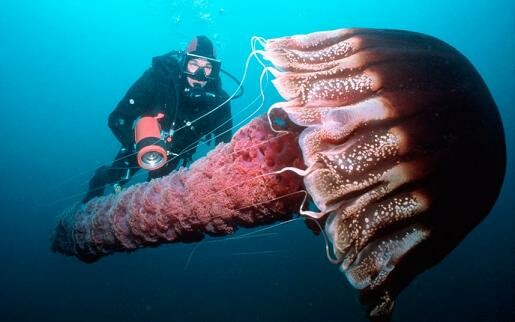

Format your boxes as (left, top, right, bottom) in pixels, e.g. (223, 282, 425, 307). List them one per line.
(83, 51, 232, 202)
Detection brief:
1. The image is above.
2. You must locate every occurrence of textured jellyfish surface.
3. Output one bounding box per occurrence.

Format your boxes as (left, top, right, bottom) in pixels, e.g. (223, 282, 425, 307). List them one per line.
(52, 117, 305, 263)
(53, 28, 506, 321)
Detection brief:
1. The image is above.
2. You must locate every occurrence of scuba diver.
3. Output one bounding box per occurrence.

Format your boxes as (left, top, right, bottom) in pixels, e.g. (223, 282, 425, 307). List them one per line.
(83, 35, 238, 203)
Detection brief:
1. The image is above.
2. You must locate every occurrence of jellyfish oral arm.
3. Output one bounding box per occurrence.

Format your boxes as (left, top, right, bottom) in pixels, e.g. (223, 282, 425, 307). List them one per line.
(52, 117, 305, 262)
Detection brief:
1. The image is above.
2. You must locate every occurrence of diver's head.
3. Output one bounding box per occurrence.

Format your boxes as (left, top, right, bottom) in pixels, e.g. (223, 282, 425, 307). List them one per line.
(185, 56, 214, 88)
(183, 36, 221, 89)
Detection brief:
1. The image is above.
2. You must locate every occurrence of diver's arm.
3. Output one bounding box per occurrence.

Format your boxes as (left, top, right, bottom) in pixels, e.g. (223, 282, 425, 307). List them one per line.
(108, 69, 155, 148)
(214, 99, 233, 145)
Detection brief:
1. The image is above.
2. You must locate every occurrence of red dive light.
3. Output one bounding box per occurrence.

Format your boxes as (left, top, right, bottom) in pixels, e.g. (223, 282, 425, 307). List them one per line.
(134, 113, 168, 171)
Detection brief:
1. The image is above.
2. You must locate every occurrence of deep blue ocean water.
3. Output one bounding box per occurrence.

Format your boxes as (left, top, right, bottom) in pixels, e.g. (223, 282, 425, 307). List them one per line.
(0, 1, 513, 321)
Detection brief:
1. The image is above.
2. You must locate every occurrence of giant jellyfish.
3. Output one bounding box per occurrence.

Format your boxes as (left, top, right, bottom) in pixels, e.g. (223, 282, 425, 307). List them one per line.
(52, 28, 506, 321)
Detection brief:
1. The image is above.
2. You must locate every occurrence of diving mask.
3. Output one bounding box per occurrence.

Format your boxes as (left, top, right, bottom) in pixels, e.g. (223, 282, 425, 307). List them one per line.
(182, 53, 221, 82)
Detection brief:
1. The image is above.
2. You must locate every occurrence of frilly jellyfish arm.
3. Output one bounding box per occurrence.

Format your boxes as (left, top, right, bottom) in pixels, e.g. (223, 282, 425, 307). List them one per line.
(52, 117, 305, 262)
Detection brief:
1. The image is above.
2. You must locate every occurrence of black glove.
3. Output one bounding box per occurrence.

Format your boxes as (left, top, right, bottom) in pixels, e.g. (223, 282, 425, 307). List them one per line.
(181, 153, 193, 167)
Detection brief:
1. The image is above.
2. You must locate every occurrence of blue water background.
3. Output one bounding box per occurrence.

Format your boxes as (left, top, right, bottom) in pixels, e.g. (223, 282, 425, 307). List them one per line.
(0, 1, 513, 321)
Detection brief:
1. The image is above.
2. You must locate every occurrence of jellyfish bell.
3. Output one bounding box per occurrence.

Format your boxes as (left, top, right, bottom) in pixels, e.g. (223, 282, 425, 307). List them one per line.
(264, 28, 506, 319)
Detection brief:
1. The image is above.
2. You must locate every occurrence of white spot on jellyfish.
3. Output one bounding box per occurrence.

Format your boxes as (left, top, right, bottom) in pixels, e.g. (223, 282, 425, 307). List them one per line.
(129, 99, 135, 105)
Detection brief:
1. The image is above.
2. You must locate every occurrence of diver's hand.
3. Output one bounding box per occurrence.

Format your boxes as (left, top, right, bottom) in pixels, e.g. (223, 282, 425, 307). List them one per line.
(182, 154, 194, 167)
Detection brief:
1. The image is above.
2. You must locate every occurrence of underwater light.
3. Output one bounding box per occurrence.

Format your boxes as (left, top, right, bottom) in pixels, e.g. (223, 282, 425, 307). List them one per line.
(134, 113, 168, 171)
